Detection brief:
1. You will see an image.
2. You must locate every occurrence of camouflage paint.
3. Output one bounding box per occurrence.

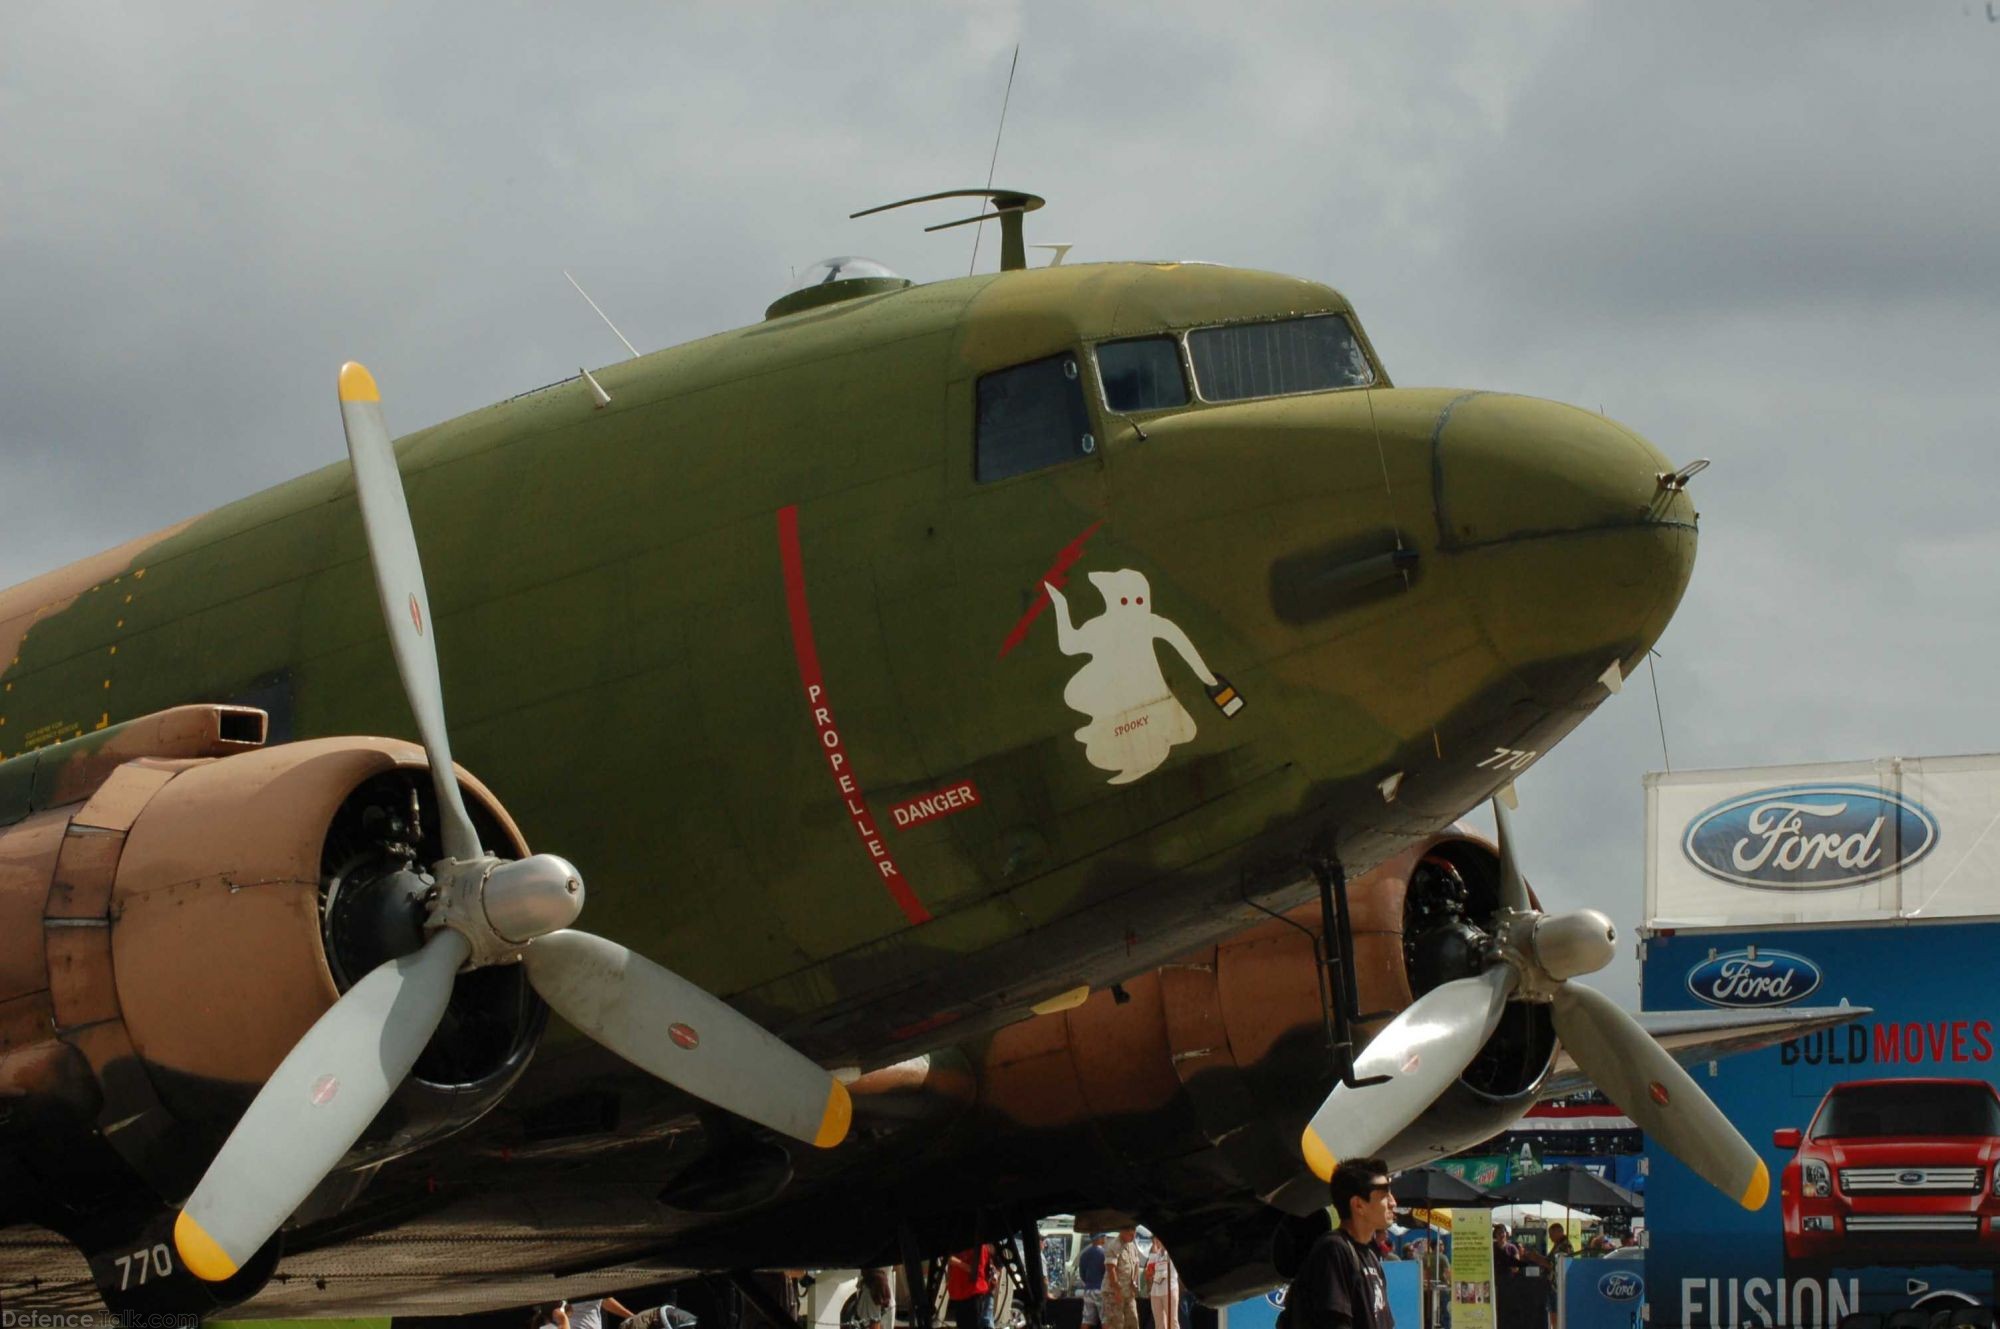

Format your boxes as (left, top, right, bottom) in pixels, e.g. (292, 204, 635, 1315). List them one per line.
(0, 262, 1692, 1081)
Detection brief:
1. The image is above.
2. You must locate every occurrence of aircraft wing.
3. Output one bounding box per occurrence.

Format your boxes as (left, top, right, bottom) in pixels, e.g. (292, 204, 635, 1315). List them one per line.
(1537, 1004, 1872, 1100)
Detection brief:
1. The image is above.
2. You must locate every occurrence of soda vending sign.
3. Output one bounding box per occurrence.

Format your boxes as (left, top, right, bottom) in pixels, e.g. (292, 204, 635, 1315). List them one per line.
(1641, 921, 2000, 1327)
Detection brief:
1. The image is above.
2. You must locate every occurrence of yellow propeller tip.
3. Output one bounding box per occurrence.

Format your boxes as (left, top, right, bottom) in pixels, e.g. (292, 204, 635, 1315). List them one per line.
(174, 1210, 239, 1282)
(1301, 1126, 1338, 1183)
(1739, 1160, 1771, 1210)
(338, 362, 381, 403)
(814, 1077, 853, 1148)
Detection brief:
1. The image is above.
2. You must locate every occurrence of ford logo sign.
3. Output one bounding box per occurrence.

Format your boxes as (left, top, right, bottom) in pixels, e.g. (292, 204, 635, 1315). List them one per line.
(1899, 1171, 1924, 1186)
(1682, 784, 1937, 890)
(1685, 948, 1823, 1008)
(1599, 1273, 1642, 1302)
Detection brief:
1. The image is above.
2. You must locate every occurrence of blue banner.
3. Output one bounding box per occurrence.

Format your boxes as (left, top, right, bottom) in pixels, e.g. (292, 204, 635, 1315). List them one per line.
(1642, 921, 2000, 1327)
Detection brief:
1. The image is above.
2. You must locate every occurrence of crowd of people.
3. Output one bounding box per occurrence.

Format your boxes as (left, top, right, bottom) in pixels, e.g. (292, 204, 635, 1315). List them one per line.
(1058, 1228, 1188, 1329)
(522, 1192, 1645, 1329)
(1491, 1220, 1640, 1269)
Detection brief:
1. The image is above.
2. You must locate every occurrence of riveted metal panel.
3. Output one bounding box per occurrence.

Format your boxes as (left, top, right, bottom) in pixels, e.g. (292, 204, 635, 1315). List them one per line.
(0, 1033, 95, 1115)
(1213, 928, 1324, 1069)
(71, 761, 180, 833)
(45, 923, 120, 1029)
(1063, 971, 1181, 1120)
(0, 807, 65, 1001)
(982, 1000, 1092, 1131)
(43, 825, 124, 920)
(0, 988, 55, 1057)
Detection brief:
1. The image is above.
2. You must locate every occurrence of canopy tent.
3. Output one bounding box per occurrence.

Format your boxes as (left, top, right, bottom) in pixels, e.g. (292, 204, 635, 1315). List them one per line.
(1391, 1166, 1495, 1206)
(1494, 1165, 1644, 1214)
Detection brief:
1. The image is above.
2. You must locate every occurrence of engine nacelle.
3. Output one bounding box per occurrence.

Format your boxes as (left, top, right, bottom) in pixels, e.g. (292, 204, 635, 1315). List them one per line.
(962, 833, 1556, 1306)
(0, 705, 545, 1286)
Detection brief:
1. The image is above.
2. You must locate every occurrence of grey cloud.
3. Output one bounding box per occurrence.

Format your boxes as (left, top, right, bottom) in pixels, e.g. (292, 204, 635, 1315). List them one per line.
(3, 1, 1998, 1006)
(1447, 3, 2000, 318)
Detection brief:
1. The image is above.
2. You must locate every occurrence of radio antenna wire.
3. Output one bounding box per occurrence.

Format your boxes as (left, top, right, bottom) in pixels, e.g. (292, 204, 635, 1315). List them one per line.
(969, 44, 1021, 276)
(563, 269, 640, 361)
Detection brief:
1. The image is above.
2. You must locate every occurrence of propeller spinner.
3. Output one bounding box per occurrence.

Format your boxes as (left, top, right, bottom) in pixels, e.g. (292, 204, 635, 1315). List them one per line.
(1300, 796, 1770, 1211)
(173, 363, 851, 1283)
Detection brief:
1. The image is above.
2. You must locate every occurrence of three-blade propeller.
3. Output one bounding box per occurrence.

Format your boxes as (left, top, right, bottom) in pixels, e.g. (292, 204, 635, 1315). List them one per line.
(1300, 796, 1769, 1211)
(173, 363, 851, 1284)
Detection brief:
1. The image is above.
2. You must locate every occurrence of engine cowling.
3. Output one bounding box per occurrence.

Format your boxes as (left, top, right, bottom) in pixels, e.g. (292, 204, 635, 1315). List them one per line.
(1383, 837, 1559, 1157)
(112, 735, 546, 1183)
(963, 833, 1555, 1305)
(0, 706, 545, 1290)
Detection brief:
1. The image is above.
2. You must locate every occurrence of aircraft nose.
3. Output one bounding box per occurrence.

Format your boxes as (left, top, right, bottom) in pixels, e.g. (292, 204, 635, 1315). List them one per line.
(1430, 393, 1697, 687)
(1433, 394, 1687, 548)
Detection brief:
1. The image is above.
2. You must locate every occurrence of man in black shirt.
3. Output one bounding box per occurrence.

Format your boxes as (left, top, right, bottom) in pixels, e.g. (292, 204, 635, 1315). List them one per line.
(1288, 1158, 1396, 1329)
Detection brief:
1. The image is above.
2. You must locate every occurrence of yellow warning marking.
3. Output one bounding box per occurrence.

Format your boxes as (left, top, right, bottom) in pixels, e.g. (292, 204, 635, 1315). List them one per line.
(95, 714, 108, 730)
(23, 721, 69, 748)
(133, 568, 146, 579)
(339, 362, 381, 402)
(108, 646, 117, 656)
(814, 1078, 853, 1148)
(1301, 1126, 1338, 1182)
(1740, 1160, 1771, 1210)
(1031, 984, 1091, 1015)
(102, 680, 111, 689)
(174, 1210, 238, 1282)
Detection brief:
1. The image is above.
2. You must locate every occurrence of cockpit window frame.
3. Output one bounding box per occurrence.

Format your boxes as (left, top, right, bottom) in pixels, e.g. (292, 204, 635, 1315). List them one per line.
(1182, 312, 1379, 405)
(1091, 334, 1194, 417)
(971, 349, 1103, 486)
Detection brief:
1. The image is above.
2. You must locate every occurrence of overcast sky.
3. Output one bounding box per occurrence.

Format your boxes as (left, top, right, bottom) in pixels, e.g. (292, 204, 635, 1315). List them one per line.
(4, 2, 1997, 1000)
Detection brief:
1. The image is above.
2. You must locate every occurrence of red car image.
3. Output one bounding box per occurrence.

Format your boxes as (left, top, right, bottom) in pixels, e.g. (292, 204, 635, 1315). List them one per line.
(1777, 1077, 2000, 1275)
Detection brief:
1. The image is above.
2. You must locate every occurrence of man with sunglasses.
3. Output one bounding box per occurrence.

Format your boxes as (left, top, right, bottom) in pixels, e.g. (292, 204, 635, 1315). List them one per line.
(1286, 1159, 1396, 1329)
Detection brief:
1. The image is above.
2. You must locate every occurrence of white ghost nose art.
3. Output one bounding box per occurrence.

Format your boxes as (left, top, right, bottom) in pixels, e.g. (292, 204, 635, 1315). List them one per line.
(1043, 570, 1237, 784)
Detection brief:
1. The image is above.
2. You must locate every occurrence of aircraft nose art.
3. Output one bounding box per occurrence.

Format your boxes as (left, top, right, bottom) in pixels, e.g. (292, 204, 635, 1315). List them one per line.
(1430, 393, 1698, 693)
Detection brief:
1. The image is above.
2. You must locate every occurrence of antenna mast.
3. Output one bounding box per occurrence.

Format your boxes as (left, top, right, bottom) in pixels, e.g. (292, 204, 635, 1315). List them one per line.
(970, 44, 1022, 276)
(563, 269, 640, 361)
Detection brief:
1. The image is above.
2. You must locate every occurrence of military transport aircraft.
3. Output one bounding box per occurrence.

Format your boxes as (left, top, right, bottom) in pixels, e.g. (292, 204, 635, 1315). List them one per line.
(0, 189, 1778, 1317)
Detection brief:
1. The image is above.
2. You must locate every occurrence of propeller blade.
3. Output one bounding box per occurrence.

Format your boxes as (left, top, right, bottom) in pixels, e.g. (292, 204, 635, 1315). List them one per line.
(174, 927, 472, 1282)
(524, 930, 851, 1149)
(1301, 966, 1516, 1181)
(1552, 980, 1769, 1210)
(1491, 795, 1530, 914)
(338, 361, 482, 865)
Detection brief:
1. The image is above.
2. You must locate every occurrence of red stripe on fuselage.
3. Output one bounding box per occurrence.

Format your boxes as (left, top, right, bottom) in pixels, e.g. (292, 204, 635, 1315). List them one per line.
(777, 505, 933, 926)
(998, 519, 1104, 658)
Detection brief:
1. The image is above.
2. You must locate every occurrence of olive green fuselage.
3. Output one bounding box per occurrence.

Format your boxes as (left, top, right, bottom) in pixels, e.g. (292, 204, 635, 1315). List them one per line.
(0, 261, 1696, 1065)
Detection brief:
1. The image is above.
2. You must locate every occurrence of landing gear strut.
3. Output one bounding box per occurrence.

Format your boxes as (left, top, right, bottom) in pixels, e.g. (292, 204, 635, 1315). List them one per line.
(1313, 855, 1392, 1091)
(997, 1227, 1048, 1329)
(899, 1223, 936, 1329)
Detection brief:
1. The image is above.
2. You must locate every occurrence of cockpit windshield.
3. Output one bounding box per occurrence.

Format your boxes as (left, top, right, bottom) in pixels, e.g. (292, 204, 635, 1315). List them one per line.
(1095, 337, 1189, 414)
(1187, 314, 1374, 402)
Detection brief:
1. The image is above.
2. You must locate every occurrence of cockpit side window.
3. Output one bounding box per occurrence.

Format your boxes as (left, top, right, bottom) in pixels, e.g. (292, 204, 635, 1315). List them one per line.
(1095, 337, 1189, 414)
(1187, 314, 1375, 402)
(975, 353, 1095, 483)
